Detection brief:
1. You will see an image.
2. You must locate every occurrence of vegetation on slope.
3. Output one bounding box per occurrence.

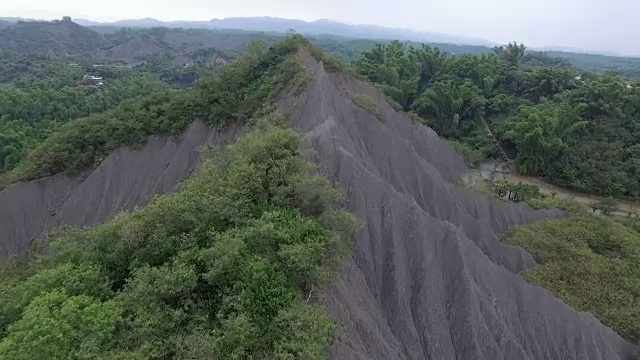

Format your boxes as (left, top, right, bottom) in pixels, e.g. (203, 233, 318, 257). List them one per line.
(462, 174, 640, 342)
(504, 208, 640, 342)
(460, 173, 640, 342)
(0, 121, 358, 359)
(0, 67, 169, 173)
(0, 17, 110, 56)
(354, 41, 640, 198)
(0, 35, 312, 186)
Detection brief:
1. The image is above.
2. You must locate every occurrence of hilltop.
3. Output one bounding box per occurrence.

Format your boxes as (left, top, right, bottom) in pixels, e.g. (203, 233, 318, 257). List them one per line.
(0, 18, 110, 56)
(98, 27, 274, 65)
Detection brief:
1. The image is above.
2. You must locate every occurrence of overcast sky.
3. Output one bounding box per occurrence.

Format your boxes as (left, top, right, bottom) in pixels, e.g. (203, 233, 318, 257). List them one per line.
(3, 0, 640, 55)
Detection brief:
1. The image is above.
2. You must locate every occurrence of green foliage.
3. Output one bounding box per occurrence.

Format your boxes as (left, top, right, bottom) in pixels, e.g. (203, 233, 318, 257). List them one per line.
(413, 80, 485, 137)
(0, 123, 358, 359)
(285, 57, 312, 95)
(493, 42, 526, 68)
(501, 100, 588, 175)
(0, 69, 169, 173)
(352, 93, 383, 121)
(593, 197, 620, 215)
(444, 139, 486, 167)
(309, 47, 346, 74)
(487, 180, 542, 203)
(0, 290, 120, 360)
(0, 51, 63, 83)
(505, 213, 640, 342)
(628, 218, 640, 233)
(0, 35, 310, 186)
(355, 39, 640, 198)
(524, 196, 585, 212)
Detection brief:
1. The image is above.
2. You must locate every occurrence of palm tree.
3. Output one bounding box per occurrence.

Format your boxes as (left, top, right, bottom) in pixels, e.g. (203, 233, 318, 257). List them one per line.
(494, 42, 526, 68)
(412, 81, 484, 137)
(409, 45, 451, 93)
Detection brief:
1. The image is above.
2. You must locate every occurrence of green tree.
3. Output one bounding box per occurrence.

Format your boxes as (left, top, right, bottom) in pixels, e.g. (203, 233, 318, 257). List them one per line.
(412, 80, 485, 137)
(494, 42, 526, 68)
(0, 290, 120, 360)
(502, 100, 588, 175)
(593, 197, 620, 215)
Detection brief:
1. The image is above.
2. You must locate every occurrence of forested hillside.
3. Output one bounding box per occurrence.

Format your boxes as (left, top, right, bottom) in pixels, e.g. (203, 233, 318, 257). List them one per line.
(1, 18, 639, 197)
(0, 17, 110, 56)
(0, 24, 259, 176)
(547, 50, 640, 78)
(0, 57, 172, 173)
(354, 41, 640, 198)
(0, 35, 313, 186)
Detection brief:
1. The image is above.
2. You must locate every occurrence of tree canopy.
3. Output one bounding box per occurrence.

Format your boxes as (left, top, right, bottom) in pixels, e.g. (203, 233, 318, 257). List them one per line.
(354, 41, 640, 198)
(0, 122, 357, 359)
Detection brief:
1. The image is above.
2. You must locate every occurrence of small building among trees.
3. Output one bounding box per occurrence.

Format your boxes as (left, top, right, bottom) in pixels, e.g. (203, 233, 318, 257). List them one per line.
(82, 75, 103, 86)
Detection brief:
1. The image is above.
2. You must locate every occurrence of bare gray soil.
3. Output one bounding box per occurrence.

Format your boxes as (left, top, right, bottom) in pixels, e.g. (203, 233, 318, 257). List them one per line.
(0, 53, 636, 359)
(0, 121, 240, 258)
(279, 53, 637, 359)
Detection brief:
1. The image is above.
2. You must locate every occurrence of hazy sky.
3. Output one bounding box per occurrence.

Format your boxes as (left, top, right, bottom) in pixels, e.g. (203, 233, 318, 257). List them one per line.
(3, 0, 640, 55)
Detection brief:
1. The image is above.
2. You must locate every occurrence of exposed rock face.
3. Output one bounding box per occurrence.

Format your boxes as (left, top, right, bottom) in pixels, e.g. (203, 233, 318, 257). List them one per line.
(278, 54, 637, 360)
(0, 52, 636, 359)
(0, 121, 240, 258)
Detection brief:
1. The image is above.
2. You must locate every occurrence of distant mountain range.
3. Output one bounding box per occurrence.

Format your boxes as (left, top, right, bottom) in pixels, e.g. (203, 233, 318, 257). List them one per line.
(2, 15, 640, 76)
(4, 15, 638, 57)
(1, 16, 496, 47)
(537, 45, 629, 58)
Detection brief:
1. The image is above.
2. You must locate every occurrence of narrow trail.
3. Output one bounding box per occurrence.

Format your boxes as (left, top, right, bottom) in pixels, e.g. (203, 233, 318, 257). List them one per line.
(475, 162, 640, 218)
(506, 173, 640, 217)
(481, 117, 510, 163)
(479, 119, 640, 218)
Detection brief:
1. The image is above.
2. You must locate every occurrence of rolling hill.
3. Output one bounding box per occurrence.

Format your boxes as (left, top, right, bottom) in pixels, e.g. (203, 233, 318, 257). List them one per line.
(0, 18, 110, 56)
(76, 16, 494, 46)
(2, 18, 640, 77)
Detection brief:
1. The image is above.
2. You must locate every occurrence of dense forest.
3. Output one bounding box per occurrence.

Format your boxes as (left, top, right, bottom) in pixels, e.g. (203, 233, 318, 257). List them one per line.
(354, 41, 640, 198)
(0, 55, 170, 173)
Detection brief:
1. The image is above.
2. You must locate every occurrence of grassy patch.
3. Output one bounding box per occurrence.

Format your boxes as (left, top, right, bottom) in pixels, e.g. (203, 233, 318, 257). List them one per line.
(308, 47, 346, 74)
(504, 211, 640, 342)
(454, 176, 493, 195)
(286, 57, 313, 95)
(445, 139, 486, 167)
(406, 111, 424, 124)
(352, 93, 383, 121)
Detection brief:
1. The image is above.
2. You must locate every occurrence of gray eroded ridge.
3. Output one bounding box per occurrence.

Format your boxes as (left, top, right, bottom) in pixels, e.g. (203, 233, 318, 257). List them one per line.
(0, 53, 636, 360)
(0, 121, 240, 258)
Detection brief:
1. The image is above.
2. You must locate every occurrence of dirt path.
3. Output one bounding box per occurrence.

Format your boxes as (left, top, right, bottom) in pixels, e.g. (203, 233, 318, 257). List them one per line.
(477, 162, 640, 218)
(477, 122, 640, 217)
